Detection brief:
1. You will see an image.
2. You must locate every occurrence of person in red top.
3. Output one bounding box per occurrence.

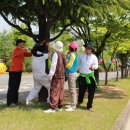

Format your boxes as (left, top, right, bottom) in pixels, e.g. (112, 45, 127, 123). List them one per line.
(7, 39, 32, 107)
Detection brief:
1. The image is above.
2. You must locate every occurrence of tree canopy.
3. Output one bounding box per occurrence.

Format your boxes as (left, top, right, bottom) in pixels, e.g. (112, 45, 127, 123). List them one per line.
(0, 0, 86, 43)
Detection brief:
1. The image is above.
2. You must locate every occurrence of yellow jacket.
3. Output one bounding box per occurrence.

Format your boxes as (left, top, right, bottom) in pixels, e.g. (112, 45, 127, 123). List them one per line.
(0, 63, 7, 74)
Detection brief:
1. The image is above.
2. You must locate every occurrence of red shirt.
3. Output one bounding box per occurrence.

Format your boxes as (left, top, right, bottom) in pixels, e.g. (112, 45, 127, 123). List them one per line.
(9, 47, 32, 72)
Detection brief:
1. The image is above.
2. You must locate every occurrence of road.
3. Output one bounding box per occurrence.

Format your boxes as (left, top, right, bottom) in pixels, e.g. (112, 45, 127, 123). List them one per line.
(0, 72, 121, 104)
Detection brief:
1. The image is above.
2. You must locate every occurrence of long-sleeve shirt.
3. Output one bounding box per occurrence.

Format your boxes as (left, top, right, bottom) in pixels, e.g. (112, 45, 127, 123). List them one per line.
(79, 53, 98, 74)
(49, 52, 58, 77)
(9, 47, 32, 72)
(66, 53, 76, 68)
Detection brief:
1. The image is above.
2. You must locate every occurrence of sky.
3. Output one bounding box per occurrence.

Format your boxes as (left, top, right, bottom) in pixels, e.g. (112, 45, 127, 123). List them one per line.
(0, 16, 11, 32)
(0, 16, 38, 33)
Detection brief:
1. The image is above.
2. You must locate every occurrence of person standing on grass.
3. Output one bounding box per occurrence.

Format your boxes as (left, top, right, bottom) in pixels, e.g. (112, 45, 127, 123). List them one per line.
(7, 39, 32, 107)
(65, 42, 79, 112)
(77, 42, 98, 112)
(26, 40, 51, 105)
(44, 41, 66, 113)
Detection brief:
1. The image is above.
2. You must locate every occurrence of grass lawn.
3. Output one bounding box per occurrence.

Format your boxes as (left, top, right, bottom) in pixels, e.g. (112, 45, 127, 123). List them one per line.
(0, 78, 130, 130)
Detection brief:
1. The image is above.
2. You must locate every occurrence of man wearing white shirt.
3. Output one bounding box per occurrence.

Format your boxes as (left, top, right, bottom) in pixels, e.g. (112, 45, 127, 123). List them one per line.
(78, 43, 98, 111)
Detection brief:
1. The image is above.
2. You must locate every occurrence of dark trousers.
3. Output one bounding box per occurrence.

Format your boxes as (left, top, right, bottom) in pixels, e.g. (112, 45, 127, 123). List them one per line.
(50, 78, 64, 109)
(78, 76, 96, 109)
(38, 86, 48, 102)
(7, 72, 22, 106)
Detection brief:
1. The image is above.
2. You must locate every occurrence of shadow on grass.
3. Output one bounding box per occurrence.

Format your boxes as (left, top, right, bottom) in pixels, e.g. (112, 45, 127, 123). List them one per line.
(95, 86, 126, 99)
(0, 85, 127, 112)
(0, 101, 49, 112)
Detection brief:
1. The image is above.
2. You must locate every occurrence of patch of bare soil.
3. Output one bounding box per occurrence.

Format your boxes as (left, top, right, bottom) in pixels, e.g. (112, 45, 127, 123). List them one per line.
(95, 86, 127, 99)
(64, 86, 127, 102)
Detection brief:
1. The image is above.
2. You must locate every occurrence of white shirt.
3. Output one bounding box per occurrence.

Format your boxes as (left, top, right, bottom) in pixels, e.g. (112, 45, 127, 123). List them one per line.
(79, 53, 98, 74)
(49, 52, 58, 77)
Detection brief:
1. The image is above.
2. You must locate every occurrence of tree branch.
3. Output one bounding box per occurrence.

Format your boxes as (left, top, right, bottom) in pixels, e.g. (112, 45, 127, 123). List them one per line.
(71, 26, 84, 40)
(98, 30, 111, 54)
(79, 26, 87, 37)
(0, 11, 39, 43)
(50, 23, 72, 42)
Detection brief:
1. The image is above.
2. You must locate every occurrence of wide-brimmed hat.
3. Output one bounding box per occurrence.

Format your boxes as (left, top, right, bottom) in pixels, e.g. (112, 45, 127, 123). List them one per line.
(83, 42, 93, 50)
(54, 41, 63, 52)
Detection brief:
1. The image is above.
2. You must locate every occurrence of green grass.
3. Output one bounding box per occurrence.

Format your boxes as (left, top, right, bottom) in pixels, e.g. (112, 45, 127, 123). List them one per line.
(0, 78, 130, 130)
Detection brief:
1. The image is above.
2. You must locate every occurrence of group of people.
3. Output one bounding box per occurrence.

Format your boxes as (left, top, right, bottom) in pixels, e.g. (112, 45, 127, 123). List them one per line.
(7, 39, 98, 113)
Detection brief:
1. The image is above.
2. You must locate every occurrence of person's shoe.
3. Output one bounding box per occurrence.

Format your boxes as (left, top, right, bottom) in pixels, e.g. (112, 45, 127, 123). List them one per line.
(87, 108, 94, 112)
(65, 107, 76, 112)
(44, 109, 56, 113)
(65, 104, 72, 108)
(26, 99, 33, 105)
(9, 103, 17, 107)
(56, 108, 63, 112)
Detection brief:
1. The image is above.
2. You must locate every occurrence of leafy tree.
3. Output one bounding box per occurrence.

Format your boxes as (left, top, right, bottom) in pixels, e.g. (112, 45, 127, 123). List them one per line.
(0, 0, 85, 43)
(117, 40, 130, 79)
(0, 30, 14, 62)
(101, 43, 119, 85)
(69, 0, 130, 83)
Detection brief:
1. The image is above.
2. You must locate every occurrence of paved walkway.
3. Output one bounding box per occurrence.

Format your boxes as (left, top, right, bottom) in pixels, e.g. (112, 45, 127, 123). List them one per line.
(0, 72, 121, 104)
(125, 115, 130, 130)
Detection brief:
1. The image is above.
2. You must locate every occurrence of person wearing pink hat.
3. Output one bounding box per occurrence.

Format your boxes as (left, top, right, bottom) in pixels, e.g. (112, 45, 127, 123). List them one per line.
(65, 41, 79, 111)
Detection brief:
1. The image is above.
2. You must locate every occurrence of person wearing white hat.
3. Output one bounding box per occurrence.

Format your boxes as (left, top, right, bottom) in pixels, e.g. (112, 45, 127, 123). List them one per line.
(44, 41, 66, 113)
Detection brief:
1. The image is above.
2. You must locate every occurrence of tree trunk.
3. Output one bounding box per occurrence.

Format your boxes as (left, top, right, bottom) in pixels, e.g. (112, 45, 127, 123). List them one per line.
(121, 66, 124, 79)
(116, 61, 119, 81)
(124, 65, 128, 78)
(105, 70, 108, 86)
(38, 16, 50, 42)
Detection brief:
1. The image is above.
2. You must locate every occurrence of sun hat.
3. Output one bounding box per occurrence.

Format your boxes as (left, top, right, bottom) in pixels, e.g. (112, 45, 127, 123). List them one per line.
(83, 42, 93, 50)
(54, 41, 63, 52)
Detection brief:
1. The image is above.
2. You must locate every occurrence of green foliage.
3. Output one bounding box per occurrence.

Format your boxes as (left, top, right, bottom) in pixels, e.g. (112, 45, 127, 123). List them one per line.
(0, 0, 85, 42)
(0, 28, 34, 70)
(0, 30, 14, 62)
(24, 58, 32, 72)
(117, 40, 130, 54)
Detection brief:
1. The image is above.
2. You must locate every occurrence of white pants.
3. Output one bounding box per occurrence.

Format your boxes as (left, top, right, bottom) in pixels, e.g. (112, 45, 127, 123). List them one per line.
(26, 73, 50, 102)
(26, 55, 50, 102)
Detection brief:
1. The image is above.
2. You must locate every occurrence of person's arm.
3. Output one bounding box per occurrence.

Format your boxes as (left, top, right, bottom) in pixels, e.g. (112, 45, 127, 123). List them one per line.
(13, 48, 27, 58)
(49, 53, 58, 78)
(48, 43, 53, 58)
(24, 49, 32, 57)
(77, 55, 81, 72)
(91, 55, 98, 70)
(66, 53, 76, 68)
